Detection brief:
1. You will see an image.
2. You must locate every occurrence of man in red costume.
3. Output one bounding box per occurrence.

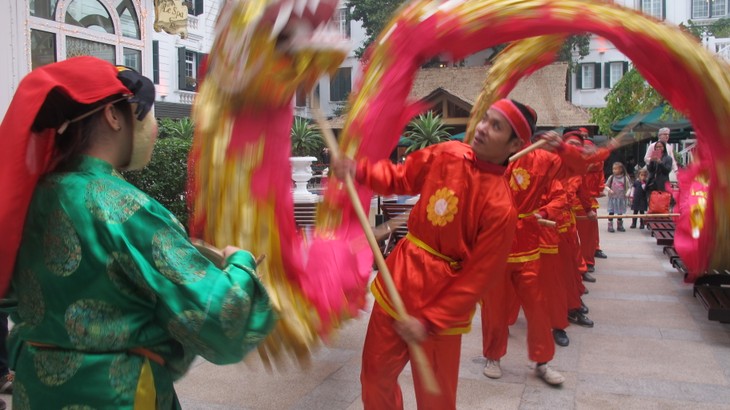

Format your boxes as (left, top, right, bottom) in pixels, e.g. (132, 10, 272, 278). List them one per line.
(562, 133, 595, 327)
(332, 98, 528, 410)
(579, 132, 607, 276)
(481, 129, 610, 386)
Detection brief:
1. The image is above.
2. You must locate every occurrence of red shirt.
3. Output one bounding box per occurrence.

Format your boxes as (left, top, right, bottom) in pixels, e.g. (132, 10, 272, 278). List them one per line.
(357, 141, 516, 334)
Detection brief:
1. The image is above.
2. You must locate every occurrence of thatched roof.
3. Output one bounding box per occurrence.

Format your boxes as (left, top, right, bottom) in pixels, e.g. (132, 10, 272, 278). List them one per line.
(328, 62, 592, 129)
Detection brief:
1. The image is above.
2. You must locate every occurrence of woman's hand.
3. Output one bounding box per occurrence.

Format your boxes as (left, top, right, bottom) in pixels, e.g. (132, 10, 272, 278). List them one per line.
(222, 246, 241, 260)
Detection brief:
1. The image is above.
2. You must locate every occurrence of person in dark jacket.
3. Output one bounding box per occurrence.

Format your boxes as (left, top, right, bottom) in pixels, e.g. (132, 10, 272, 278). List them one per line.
(630, 167, 649, 228)
(646, 140, 672, 196)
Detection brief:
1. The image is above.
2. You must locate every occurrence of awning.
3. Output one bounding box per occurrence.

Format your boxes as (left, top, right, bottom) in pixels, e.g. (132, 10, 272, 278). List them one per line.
(610, 105, 692, 137)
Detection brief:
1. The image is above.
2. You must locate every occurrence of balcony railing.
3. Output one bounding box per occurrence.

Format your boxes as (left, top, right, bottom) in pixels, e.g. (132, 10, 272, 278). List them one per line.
(704, 36, 730, 61)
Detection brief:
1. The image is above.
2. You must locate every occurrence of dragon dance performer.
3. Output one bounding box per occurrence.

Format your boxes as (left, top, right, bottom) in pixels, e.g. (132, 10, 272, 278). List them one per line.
(536, 180, 572, 347)
(561, 133, 595, 328)
(0, 57, 276, 409)
(577, 135, 605, 278)
(481, 121, 611, 386)
(332, 98, 526, 410)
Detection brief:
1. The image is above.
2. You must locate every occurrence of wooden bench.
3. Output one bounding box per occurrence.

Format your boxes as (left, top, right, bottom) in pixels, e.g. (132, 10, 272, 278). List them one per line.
(380, 203, 413, 256)
(663, 246, 688, 277)
(654, 230, 674, 246)
(694, 270, 730, 323)
(648, 221, 675, 232)
(294, 202, 318, 229)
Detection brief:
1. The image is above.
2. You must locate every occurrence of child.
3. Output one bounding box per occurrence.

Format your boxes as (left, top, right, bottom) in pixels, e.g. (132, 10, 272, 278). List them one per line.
(630, 167, 649, 228)
(605, 162, 631, 232)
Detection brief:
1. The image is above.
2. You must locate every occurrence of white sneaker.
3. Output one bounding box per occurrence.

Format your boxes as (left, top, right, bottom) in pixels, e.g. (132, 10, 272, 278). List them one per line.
(483, 359, 502, 379)
(536, 363, 565, 385)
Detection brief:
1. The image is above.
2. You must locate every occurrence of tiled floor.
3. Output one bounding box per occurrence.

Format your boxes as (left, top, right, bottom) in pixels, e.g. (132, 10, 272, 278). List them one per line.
(169, 211, 729, 409)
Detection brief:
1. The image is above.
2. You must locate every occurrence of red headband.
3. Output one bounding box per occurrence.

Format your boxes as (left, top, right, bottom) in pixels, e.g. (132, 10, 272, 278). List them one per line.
(564, 135, 583, 145)
(491, 99, 532, 145)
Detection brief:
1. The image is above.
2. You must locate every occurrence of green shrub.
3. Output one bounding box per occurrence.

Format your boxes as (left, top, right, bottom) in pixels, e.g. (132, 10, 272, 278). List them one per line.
(123, 120, 193, 229)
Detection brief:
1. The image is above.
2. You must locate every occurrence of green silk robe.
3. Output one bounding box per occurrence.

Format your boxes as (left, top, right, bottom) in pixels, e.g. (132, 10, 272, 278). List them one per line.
(8, 156, 276, 409)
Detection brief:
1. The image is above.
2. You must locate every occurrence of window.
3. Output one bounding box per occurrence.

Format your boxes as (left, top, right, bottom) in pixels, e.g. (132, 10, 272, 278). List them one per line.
(30, 0, 59, 19)
(576, 63, 602, 90)
(123, 48, 141, 72)
(178, 47, 206, 91)
(640, 0, 664, 19)
(184, 0, 204, 16)
(65, 0, 115, 34)
(152, 41, 160, 84)
(295, 87, 307, 107)
(31, 29, 56, 69)
(692, 0, 728, 18)
(28, 0, 143, 72)
(604, 61, 629, 88)
(330, 67, 351, 102)
(333, 7, 351, 38)
(117, 0, 141, 39)
(67, 36, 115, 63)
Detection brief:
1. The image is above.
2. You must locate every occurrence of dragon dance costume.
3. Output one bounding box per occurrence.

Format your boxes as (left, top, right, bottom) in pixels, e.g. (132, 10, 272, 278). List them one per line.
(481, 133, 610, 364)
(0, 57, 275, 409)
(358, 140, 517, 410)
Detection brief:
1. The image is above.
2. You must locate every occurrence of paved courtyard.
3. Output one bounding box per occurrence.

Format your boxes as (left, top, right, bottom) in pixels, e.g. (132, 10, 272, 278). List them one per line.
(5, 204, 725, 410)
(173, 205, 730, 410)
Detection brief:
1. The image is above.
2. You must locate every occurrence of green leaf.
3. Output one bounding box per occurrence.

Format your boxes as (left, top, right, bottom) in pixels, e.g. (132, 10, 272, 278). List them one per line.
(403, 112, 452, 153)
(290, 117, 324, 157)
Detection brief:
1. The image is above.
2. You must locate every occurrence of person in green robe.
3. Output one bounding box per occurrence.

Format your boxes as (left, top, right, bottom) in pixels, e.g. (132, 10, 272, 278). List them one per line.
(0, 57, 276, 409)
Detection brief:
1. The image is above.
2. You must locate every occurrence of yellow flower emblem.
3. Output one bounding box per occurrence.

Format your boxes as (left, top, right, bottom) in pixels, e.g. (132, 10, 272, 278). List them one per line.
(510, 167, 531, 191)
(427, 188, 459, 227)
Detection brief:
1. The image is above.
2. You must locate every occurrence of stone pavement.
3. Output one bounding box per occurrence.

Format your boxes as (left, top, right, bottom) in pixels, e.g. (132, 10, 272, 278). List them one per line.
(174, 210, 730, 409)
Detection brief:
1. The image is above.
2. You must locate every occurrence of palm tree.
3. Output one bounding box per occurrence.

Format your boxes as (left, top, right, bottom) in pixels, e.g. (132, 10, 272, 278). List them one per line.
(290, 117, 324, 157)
(403, 112, 452, 153)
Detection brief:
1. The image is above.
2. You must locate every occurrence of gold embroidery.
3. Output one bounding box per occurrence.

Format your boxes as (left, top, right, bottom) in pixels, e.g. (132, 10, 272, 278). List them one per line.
(64, 299, 131, 350)
(510, 167, 531, 191)
(426, 188, 459, 227)
(33, 350, 83, 386)
(152, 227, 208, 284)
(86, 180, 148, 224)
(17, 269, 45, 327)
(107, 253, 157, 303)
(43, 210, 81, 277)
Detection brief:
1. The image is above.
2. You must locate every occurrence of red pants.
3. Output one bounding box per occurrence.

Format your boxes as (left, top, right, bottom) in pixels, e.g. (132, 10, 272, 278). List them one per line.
(559, 228, 583, 310)
(361, 305, 462, 410)
(539, 252, 569, 330)
(576, 217, 597, 266)
(481, 260, 554, 363)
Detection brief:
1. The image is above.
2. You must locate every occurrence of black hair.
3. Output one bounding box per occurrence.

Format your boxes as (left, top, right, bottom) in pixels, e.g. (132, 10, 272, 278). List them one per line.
(33, 90, 133, 172)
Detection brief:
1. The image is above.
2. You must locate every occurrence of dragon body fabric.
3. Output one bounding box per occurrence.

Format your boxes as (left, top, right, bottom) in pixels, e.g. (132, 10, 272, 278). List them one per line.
(192, 0, 730, 363)
(327, 0, 730, 285)
(190, 0, 372, 364)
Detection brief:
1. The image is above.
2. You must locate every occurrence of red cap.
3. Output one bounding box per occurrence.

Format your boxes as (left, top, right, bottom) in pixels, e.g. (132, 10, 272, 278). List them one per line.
(491, 99, 533, 145)
(0, 56, 131, 297)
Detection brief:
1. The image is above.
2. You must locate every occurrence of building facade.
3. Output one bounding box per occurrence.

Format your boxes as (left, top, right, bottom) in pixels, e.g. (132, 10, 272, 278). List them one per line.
(572, 0, 730, 108)
(0, 0, 364, 120)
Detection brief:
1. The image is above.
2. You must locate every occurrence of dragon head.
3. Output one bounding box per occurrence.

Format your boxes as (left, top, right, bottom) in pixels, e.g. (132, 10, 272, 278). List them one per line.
(204, 0, 349, 107)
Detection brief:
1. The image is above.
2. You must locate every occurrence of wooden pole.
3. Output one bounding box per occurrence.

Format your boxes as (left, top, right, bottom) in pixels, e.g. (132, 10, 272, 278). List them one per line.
(313, 110, 441, 395)
(576, 213, 679, 219)
(509, 139, 548, 162)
